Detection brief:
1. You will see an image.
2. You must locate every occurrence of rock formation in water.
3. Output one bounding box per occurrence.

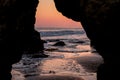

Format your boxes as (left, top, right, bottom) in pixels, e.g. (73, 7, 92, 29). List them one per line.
(54, 0, 120, 80)
(0, 0, 44, 79)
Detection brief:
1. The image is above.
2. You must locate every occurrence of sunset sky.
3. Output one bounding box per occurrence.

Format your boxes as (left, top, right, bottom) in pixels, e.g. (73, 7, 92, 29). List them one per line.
(35, 0, 81, 29)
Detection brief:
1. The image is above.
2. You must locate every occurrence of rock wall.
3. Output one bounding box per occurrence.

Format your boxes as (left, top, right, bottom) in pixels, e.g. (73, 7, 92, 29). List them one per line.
(0, 0, 43, 79)
(0, 0, 44, 61)
(54, 0, 120, 80)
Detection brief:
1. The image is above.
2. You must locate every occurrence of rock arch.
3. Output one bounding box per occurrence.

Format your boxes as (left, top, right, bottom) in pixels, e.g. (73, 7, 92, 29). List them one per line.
(0, 0, 120, 80)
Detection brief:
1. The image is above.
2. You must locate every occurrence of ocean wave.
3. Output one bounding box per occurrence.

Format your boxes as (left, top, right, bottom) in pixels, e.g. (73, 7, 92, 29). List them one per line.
(39, 29, 85, 37)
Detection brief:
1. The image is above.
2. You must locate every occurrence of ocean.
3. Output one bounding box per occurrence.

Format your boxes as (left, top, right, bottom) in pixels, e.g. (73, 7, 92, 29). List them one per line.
(39, 28, 91, 53)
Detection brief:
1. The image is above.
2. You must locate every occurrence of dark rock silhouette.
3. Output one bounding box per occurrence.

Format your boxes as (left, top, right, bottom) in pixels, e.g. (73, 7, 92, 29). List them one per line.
(0, 0, 44, 80)
(0, 0, 120, 80)
(53, 41, 66, 46)
(54, 0, 120, 80)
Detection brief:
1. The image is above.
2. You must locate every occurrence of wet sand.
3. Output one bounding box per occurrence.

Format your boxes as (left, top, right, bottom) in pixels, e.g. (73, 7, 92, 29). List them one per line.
(12, 51, 103, 80)
(12, 29, 103, 80)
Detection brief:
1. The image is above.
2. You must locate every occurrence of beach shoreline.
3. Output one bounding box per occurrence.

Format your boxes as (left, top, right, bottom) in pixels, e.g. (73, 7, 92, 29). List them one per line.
(12, 51, 103, 80)
(12, 29, 103, 80)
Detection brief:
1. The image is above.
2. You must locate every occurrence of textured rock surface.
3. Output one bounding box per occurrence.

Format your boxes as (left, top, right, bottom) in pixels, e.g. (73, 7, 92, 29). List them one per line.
(0, 0, 43, 79)
(54, 0, 120, 80)
(0, 0, 120, 80)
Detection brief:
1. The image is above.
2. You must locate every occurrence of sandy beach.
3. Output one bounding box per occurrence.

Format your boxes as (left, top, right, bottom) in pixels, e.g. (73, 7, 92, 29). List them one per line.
(12, 51, 103, 80)
(12, 29, 103, 80)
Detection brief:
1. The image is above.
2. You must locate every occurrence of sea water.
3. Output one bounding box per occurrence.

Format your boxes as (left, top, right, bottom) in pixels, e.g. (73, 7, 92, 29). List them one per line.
(12, 28, 103, 80)
(38, 28, 91, 53)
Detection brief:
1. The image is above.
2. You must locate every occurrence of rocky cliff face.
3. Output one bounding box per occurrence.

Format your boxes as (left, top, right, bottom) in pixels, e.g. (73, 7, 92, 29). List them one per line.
(0, 0, 43, 59)
(54, 0, 120, 80)
(0, 0, 43, 79)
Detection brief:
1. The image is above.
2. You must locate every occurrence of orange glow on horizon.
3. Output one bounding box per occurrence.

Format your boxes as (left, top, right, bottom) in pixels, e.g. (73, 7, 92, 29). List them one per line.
(35, 0, 81, 29)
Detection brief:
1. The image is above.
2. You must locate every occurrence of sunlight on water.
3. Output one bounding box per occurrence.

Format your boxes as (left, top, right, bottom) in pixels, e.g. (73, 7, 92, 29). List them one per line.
(12, 28, 103, 80)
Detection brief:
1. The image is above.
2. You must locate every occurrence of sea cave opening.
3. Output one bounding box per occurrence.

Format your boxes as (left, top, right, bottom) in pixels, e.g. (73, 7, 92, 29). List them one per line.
(12, 0, 103, 80)
(34, 0, 103, 80)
